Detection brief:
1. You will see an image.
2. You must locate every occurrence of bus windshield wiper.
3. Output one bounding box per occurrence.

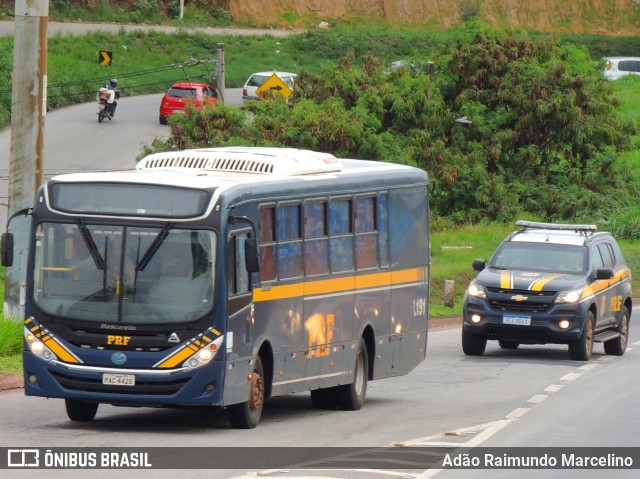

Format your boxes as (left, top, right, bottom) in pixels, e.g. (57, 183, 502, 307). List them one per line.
(136, 222, 174, 272)
(75, 218, 106, 271)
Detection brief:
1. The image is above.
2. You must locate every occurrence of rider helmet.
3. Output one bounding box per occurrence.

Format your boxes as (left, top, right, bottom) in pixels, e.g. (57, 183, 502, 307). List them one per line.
(109, 78, 118, 88)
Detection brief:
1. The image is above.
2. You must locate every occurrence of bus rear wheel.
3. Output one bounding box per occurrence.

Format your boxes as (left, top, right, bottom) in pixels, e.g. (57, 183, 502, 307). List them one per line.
(65, 398, 98, 422)
(310, 388, 336, 409)
(334, 338, 368, 410)
(227, 356, 265, 429)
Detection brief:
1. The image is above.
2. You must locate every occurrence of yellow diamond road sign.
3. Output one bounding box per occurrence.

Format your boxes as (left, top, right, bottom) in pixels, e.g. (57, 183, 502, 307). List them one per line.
(256, 73, 292, 99)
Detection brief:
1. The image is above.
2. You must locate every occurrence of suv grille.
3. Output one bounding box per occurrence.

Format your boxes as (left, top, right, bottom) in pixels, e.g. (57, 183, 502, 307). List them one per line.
(486, 287, 556, 313)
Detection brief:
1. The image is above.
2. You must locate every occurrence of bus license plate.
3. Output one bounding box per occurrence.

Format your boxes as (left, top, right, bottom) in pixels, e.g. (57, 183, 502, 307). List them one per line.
(102, 373, 135, 386)
(503, 314, 531, 326)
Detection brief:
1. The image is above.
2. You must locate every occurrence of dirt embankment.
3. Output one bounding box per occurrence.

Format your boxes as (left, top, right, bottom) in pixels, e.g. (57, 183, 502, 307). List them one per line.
(230, 0, 639, 35)
(6, 1, 640, 35)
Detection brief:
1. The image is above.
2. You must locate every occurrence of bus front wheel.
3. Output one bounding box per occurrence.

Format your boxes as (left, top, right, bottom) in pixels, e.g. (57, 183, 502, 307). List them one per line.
(227, 356, 265, 429)
(65, 398, 98, 422)
(334, 338, 368, 410)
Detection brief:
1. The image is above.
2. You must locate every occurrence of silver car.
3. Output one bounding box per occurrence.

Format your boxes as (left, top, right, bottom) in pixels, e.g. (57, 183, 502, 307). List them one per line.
(242, 71, 297, 102)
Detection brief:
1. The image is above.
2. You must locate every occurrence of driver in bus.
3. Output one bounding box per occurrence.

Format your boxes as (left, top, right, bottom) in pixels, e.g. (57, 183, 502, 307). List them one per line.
(72, 239, 136, 294)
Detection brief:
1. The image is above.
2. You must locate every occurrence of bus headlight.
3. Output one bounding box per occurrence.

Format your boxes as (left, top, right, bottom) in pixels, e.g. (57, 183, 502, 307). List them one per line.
(467, 282, 487, 299)
(24, 328, 57, 361)
(183, 335, 224, 369)
(555, 289, 582, 304)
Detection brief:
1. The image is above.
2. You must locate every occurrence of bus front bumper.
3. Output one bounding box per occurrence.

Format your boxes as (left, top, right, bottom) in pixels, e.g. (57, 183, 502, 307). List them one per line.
(22, 352, 225, 407)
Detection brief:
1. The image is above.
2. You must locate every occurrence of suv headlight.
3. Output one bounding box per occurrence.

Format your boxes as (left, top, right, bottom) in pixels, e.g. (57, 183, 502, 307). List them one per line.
(554, 289, 583, 304)
(467, 282, 487, 299)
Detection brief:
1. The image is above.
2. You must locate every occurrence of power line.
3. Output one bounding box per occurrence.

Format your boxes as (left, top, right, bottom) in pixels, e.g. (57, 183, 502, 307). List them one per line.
(0, 58, 217, 96)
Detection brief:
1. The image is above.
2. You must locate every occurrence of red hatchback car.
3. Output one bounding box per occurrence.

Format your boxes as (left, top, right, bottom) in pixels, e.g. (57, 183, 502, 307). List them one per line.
(159, 82, 219, 124)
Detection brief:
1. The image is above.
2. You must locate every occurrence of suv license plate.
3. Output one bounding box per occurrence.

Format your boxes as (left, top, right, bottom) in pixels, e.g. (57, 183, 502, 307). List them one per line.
(102, 373, 135, 386)
(503, 314, 531, 326)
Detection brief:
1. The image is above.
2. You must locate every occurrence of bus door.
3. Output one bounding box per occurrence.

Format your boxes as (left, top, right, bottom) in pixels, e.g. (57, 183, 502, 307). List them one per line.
(226, 229, 254, 365)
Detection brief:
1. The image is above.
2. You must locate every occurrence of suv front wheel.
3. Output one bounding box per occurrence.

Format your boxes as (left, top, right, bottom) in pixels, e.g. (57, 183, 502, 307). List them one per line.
(568, 311, 595, 361)
(462, 329, 487, 356)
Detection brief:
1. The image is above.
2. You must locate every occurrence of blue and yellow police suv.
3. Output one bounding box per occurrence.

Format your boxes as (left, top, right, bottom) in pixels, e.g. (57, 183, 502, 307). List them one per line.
(462, 221, 632, 361)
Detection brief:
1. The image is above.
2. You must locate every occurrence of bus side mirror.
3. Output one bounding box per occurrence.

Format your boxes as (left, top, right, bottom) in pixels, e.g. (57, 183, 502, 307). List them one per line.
(245, 237, 260, 273)
(1, 232, 14, 267)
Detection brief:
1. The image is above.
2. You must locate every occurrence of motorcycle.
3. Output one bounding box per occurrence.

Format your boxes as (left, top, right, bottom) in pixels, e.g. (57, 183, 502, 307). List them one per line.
(97, 87, 116, 123)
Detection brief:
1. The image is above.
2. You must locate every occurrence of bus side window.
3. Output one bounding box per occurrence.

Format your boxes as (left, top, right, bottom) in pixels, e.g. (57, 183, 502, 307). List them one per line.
(378, 193, 389, 267)
(354, 195, 377, 269)
(228, 232, 250, 295)
(304, 201, 329, 276)
(277, 203, 303, 279)
(329, 198, 353, 273)
(258, 206, 276, 282)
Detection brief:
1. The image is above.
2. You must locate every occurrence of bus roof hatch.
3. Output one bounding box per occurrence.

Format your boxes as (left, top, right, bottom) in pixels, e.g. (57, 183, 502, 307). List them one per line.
(136, 147, 343, 176)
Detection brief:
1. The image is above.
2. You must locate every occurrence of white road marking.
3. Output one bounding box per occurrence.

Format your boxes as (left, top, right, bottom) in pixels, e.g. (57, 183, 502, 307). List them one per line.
(506, 407, 530, 419)
(560, 372, 582, 381)
(544, 384, 564, 392)
(579, 363, 598, 371)
(527, 394, 548, 404)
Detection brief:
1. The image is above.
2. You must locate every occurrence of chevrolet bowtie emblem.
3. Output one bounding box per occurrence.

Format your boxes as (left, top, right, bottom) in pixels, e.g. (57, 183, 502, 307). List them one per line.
(511, 295, 528, 301)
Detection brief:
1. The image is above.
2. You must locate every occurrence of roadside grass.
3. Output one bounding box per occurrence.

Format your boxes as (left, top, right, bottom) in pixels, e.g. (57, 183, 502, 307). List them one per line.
(609, 75, 640, 179)
(0, 317, 22, 375)
(430, 222, 514, 317)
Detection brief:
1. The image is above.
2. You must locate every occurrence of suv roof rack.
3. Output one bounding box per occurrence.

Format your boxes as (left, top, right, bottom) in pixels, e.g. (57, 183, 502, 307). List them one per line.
(516, 220, 597, 232)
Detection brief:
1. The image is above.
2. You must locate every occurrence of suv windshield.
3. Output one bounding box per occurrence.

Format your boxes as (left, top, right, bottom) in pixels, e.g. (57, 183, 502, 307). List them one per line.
(490, 242, 586, 274)
(33, 222, 216, 324)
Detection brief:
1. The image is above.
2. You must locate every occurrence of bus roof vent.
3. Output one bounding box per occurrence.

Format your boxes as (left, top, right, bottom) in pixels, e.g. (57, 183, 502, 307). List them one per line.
(136, 147, 343, 176)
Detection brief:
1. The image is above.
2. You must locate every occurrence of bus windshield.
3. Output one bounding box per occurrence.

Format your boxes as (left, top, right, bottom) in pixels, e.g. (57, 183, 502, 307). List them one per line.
(32, 222, 216, 324)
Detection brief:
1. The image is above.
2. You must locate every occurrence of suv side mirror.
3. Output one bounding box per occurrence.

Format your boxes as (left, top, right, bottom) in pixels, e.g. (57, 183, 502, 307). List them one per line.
(1, 232, 13, 267)
(595, 268, 614, 280)
(472, 258, 486, 272)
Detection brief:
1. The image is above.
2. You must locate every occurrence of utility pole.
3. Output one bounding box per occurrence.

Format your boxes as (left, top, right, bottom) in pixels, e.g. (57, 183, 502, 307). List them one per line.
(216, 44, 225, 102)
(4, 0, 48, 320)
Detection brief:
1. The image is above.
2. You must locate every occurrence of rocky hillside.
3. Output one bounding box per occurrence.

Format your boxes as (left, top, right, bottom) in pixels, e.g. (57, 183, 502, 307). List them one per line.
(7, 1, 640, 35)
(229, 0, 639, 35)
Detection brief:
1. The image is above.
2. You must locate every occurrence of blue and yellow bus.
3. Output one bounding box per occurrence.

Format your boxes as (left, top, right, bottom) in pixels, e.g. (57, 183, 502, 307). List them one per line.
(4, 147, 430, 428)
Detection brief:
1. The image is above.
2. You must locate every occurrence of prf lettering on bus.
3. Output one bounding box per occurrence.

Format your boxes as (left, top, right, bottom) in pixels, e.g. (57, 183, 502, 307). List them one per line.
(107, 335, 131, 346)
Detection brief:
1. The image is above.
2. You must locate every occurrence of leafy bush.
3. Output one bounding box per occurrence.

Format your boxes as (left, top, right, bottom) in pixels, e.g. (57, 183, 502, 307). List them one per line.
(154, 23, 639, 228)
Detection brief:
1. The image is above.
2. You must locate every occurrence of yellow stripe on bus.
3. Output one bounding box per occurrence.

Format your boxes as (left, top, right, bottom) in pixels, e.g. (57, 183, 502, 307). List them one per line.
(254, 267, 427, 302)
(43, 338, 79, 363)
(157, 347, 194, 369)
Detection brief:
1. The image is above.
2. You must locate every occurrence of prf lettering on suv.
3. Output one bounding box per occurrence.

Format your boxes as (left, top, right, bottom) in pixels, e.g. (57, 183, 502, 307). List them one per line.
(462, 220, 632, 361)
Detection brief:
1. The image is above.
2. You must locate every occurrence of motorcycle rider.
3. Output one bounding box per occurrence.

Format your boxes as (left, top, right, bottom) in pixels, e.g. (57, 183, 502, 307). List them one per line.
(105, 78, 120, 116)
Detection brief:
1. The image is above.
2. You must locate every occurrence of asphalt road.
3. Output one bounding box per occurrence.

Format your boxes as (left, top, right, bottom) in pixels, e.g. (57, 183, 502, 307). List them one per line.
(1, 313, 639, 478)
(0, 19, 296, 38)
